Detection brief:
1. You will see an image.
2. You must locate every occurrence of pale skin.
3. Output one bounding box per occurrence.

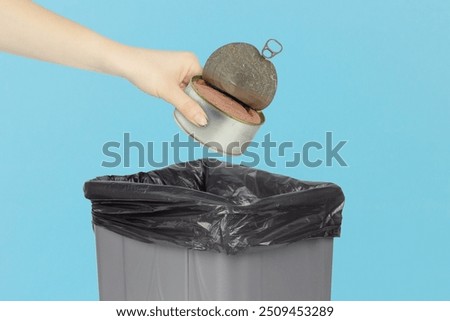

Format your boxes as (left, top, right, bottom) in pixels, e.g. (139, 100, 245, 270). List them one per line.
(0, 0, 208, 127)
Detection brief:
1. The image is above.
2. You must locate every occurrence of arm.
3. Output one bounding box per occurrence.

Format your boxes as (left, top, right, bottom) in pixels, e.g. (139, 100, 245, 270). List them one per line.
(0, 0, 207, 126)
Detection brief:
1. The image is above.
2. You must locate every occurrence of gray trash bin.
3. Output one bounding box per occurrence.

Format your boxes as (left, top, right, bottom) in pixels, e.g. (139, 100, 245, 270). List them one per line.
(84, 159, 344, 301)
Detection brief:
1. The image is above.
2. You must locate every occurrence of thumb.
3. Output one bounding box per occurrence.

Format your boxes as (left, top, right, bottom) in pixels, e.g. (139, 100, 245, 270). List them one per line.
(166, 87, 208, 127)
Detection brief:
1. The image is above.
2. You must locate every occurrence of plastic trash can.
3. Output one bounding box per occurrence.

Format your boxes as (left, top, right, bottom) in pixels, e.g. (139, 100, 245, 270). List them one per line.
(84, 159, 344, 301)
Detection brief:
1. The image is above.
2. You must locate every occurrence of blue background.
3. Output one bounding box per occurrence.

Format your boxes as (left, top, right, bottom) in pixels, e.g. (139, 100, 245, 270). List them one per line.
(1, 0, 449, 300)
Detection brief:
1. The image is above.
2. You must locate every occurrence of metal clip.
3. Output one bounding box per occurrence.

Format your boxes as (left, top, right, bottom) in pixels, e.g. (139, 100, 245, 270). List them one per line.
(261, 39, 283, 59)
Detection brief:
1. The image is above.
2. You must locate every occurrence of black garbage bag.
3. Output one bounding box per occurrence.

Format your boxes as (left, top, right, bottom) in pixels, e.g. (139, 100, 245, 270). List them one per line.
(84, 159, 344, 254)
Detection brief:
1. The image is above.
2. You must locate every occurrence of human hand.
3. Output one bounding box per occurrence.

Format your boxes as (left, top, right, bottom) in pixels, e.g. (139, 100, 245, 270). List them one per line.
(119, 47, 208, 127)
(0, 1, 207, 126)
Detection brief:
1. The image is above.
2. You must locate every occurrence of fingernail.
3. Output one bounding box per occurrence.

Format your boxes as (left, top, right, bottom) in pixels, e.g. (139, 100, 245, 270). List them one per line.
(194, 113, 208, 127)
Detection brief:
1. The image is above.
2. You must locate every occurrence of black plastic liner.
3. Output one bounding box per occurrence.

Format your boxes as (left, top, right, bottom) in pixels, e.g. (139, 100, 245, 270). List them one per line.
(84, 159, 344, 254)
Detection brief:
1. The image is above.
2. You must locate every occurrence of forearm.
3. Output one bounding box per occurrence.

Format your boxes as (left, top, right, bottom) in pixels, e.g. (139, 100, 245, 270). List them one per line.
(0, 0, 207, 126)
(0, 0, 127, 76)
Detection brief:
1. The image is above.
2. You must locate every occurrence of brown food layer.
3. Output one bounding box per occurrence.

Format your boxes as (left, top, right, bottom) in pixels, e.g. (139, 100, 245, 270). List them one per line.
(193, 78, 262, 124)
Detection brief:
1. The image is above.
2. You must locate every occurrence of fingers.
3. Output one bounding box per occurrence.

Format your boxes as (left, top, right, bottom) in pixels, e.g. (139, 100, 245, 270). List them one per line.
(185, 51, 203, 77)
(182, 53, 202, 85)
(189, 61, 202, 78)
(166, 87, 208, 127)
